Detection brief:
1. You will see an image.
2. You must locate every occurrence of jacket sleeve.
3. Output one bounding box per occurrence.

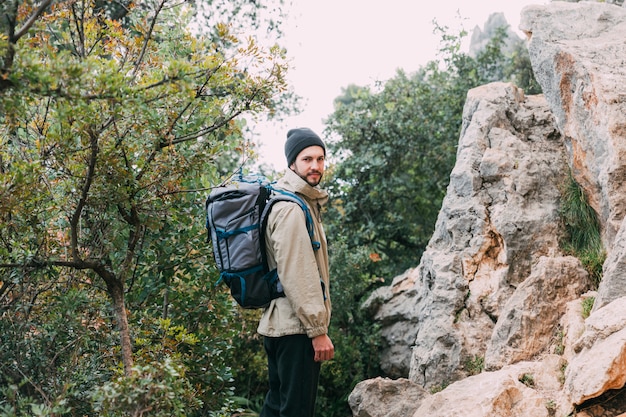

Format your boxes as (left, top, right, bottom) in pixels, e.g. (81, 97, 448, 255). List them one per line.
(267, 201, 328, 337)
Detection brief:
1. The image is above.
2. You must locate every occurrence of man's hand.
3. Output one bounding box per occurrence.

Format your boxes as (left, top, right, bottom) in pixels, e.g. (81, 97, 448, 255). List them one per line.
(312, 334, 334, 362)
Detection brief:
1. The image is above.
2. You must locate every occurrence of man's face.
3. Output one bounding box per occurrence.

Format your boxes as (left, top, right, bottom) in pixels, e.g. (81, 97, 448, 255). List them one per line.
(290, 145, 325, 187)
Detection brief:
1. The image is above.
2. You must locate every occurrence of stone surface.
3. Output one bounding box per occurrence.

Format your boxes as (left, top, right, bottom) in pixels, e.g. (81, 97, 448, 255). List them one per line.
(362, 268, 420, 377)
(364, 82, 568, 385)
(484, 256, 590, 369)
(351, 3, 626, 416)
(596, 217, 626, 309)
(565, 296, 626, 405)
(520, 2, 626, 248)
(469, 13, 521, 58)
(522, 0, 626, 312)
(560, 292, 596, 363)
(413, 357, 567, 417)
(348, 377, 429, 417)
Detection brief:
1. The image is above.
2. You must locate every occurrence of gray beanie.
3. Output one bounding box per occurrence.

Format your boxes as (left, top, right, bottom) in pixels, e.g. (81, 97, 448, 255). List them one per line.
(284, 127, 326, 166)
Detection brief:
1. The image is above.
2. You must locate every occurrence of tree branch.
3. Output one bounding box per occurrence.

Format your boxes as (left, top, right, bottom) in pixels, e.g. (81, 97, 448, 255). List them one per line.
(69, 131, 99, 261)
(11, 0, 53, 42)
(130, 0, 166, 81)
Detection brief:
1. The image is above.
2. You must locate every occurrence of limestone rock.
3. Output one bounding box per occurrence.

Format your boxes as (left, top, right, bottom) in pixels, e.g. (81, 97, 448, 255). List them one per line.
(484, 256, 591, 370)
(559, 292, 596, 363)
(469, 13, 521, 58)
(348, 377, 429, 417)
(413, 356, 568, 417)
(362, 82, 567, 384)
(520, 2, 626, 247)
(351, 3, 626, 416)
(406, 82, 567, 387)
(596, 216, 626, 309)
(362, 268, 420, 377)
(565, 296, 626, 405)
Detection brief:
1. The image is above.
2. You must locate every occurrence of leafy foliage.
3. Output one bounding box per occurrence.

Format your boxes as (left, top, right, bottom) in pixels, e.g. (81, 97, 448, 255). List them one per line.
(0, 284, 114, 416)
(0, 0, 288, 414)
(581, 296, 595, 319)
(464, 355, 485, 376)
(91, 357, 201, 417)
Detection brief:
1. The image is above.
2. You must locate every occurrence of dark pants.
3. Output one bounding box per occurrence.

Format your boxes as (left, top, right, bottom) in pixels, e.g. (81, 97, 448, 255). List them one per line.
(260, 334, 321, 417)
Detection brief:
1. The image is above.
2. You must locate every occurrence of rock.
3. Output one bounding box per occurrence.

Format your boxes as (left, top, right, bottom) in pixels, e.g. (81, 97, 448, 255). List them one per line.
(565, 296, 626, 405)
(406, 82, 567, 388)
(351, 2, 626, 416)
(362, 82, 568, 384)
(469, 13, 522, 58)
(413, 356, 568, 417)
(520, 2, 626, 247)
(560, 292, 596, 363)
(348, 377, 429, 417)
(484, 256, 591, 370)
(596, 217, 626, 309)
(362, 268, 420, 377)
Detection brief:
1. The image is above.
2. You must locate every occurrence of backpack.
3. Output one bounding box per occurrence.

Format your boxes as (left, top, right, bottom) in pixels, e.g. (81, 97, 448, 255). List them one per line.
(205, 174, 319, 309)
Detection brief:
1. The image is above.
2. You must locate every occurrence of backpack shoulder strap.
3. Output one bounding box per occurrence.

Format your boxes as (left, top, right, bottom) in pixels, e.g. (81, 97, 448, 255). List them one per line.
(261, 187, 321, 251)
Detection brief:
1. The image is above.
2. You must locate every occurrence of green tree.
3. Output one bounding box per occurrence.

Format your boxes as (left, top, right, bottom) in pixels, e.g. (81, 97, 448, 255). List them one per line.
(0, 0, 289, 414)
(324, 66, 461, 276)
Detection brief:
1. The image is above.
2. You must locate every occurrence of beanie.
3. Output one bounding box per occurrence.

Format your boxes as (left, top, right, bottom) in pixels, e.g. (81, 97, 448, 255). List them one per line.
(284, 127, 326, 166)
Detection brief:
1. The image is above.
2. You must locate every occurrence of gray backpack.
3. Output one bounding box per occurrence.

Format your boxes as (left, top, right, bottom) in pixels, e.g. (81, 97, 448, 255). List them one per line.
(206, 175, 319, 308)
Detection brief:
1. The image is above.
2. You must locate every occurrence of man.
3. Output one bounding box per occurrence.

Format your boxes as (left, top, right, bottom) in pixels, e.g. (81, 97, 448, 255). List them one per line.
(258, 127, 334, 417)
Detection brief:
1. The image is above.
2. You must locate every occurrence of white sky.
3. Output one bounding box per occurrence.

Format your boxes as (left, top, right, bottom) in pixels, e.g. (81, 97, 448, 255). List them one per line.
(251, 0, 547, 169)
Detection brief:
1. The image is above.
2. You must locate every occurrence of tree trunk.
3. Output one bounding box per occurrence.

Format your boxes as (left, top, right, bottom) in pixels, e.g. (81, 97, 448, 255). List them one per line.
(107, 277, 134, 376)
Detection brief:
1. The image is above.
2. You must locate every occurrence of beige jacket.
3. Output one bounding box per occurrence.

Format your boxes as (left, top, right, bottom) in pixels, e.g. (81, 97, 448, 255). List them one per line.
(257, 168, 331, 338)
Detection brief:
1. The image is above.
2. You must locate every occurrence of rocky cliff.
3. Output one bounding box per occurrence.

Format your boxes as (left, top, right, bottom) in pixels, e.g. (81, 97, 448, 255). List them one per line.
(349, 2, 626, 417)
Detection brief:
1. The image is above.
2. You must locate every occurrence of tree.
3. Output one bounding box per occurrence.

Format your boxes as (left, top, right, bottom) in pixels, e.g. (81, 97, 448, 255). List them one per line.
(324, 66, 461, 276)
(0, 0, 287, 402)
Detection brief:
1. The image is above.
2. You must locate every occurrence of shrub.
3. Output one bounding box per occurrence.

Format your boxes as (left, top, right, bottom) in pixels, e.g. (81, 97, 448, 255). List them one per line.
(465, 355, 485, 376)
(559, 173, 606, 288)
(91, 358, 201, 417)
(519, 373, 535, 388)
(582, 297, 595, 319)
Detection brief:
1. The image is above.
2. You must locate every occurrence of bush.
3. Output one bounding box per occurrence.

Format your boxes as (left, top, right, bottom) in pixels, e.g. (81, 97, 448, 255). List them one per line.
(582, 297, 595, 319)
(91, 357, 201, 417)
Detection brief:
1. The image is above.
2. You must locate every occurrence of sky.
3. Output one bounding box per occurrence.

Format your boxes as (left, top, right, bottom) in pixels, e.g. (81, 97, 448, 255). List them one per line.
(251, 0, 547, 169)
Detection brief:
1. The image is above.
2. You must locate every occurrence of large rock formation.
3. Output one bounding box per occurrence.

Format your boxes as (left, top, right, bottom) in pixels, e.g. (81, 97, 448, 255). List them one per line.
(350, 2, 626, 416)
(522, 0, 626, 310)
(523, 0, 626, 270)
(364, 81, 575, 383)
(468, 12, 522, 58)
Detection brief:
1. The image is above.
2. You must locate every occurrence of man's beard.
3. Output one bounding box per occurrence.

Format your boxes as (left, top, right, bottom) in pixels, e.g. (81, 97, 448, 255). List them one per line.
(293, 166, 322, 187)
